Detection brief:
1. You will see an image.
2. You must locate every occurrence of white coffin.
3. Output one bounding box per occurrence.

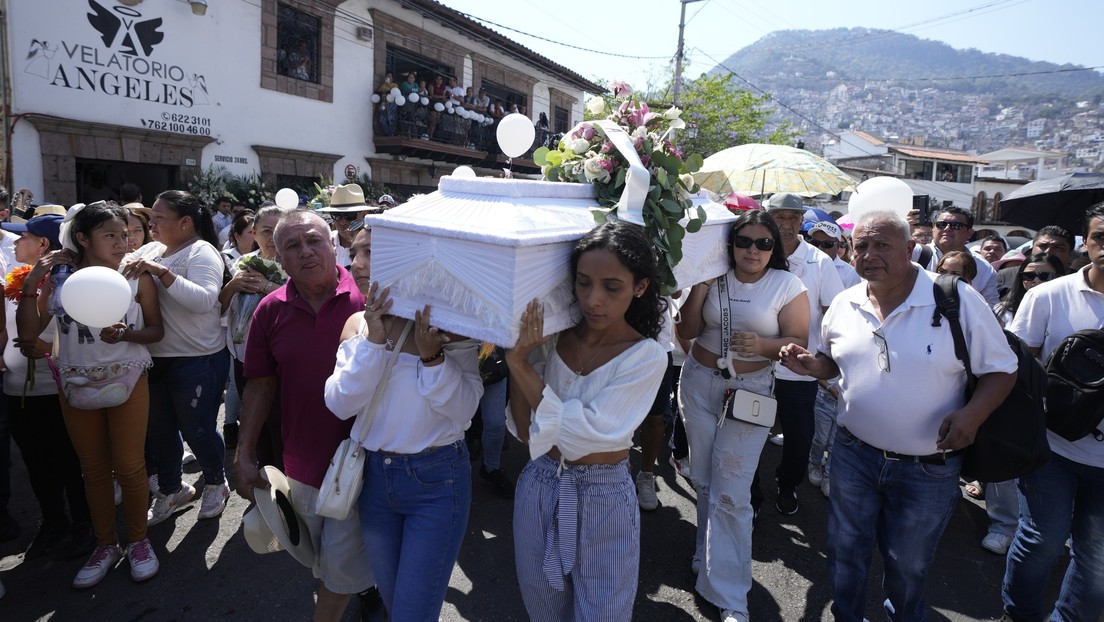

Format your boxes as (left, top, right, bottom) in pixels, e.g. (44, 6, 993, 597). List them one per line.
(364, 178, 738, 346)
(364, 177, 598, 346)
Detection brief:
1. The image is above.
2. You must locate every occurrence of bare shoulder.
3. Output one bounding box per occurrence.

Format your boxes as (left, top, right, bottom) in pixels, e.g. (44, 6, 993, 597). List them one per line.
(339, 311, 366, 342)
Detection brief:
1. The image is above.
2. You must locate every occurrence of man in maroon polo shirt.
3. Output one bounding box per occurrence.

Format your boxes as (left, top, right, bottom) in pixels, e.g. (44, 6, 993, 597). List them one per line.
(234, 211, 382, 621)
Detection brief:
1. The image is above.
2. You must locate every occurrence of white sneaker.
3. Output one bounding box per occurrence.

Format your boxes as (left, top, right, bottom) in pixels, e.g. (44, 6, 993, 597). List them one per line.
(721, 608, 749, 622)
(73, 544, 123, 589)
(114, 479, 123, 506)
(635, 472, 658, 511)
(821, 477, 831, 498)
(668, 453, 692, 478)
(147, 484, 196, 526)
(197, 482, 230, 520)
(182, 448, 196, 465)
(808, 464, 824, 487)
(127, 539, 160, 582)
(982, 532, 1013, 555)
(768, 433, 784, 446)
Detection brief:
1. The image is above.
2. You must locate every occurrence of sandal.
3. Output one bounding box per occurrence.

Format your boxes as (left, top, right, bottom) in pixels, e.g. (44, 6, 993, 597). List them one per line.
(964, 481, 985, 500)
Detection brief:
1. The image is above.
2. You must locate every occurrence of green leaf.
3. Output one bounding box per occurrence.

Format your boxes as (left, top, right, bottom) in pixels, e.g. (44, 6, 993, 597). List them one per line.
(685, 218, 703, 233)
(657, 168, 669, 188)
(667, 225, 685, 243)
(659, 198, 683, 214)
(697, 206, 708, 223)
(533, 147, 550, 166)
(684, 153, 704, 173)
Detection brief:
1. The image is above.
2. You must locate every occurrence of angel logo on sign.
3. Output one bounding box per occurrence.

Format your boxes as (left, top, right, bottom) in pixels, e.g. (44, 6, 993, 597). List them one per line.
(87, 0, 164, 57)
(23, 0, 208, 109)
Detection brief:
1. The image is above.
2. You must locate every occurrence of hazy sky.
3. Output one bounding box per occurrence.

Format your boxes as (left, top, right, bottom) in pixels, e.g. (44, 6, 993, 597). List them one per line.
(438, 0, 1101, 95)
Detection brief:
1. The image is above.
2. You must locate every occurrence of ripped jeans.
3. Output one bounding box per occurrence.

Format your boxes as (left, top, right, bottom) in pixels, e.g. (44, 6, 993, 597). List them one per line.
(678, 356, 772, 617)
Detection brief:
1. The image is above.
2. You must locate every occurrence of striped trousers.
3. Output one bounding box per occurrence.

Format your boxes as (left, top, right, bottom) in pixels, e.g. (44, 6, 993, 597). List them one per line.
(514, 454, 639, 622)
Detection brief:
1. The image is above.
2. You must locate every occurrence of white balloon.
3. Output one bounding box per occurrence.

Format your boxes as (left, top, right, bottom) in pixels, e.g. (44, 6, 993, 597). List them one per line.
(275, 187, 299, 209)
(421, 98, 429, 106)
(847, 176, 914, 222)
(390, 87, 400, 97)
(452, 166, 476, 178)
(446, 107, 454, 114)
(60, 267, 131, 328)
(385, 93, 394, 103)
(395, 95, 406, 106)
(408, 93, 419, 104)
(496, 113, 537, 158)
(476, 114, 485, 123)
(434, 102, 444, 112)
(370, 93, 380, 103)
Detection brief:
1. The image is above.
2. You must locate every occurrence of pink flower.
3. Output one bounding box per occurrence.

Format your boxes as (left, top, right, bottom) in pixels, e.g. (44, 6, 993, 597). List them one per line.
(581, 125, 596, 141)
(601, 141, 614, 153)
(609, 80, 633, 98)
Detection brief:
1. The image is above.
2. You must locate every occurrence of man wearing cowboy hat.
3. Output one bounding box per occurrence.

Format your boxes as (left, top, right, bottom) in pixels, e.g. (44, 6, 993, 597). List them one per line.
(235, 209, 383, 621)
(319, 184, 374, 270)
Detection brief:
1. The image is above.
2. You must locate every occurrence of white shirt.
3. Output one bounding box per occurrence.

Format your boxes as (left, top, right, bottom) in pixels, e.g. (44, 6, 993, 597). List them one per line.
(507, 336, 667, 461)
(331, 229, 351, 270)
(833, 255, 861, 289)
(776, 239, 844, 381)
(129, 240, 226, 357)
(0, 231, 16, 277)
(918, 243, 1000, 307)
(1008, 266, 1104, 467)
(821, 267, 1018, 456)
(325, 332, 484, 454)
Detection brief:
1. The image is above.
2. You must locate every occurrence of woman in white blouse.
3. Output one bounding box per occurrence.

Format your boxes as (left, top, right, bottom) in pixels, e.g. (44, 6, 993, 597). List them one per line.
(323, 224, 483, 621)
(676, 210, 809, 622)
(506, 220, 668, 621)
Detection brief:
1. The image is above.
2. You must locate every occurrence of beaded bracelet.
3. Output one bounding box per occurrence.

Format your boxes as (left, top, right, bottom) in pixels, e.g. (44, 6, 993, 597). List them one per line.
(420, 349, 445, 364)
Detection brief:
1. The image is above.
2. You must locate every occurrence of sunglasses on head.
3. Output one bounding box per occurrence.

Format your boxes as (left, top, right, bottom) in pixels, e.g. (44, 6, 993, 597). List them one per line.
(934, 221, 968, 231)
(808, 239, 839, 249)
(733, 235, 775, 251)
(1021, 271, 1055, 282)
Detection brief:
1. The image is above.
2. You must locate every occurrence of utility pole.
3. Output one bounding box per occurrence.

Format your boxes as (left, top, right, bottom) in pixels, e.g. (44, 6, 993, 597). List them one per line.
(672, 0, 704, 108)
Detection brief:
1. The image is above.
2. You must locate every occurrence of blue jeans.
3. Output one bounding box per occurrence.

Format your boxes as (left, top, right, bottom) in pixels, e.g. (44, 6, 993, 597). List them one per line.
(223, 363, 241, 426)
(480, 378, 507, 471)
(828, 428, 963, 622)
(1002, 452, 1104, 622)
(986, 479, 1019, 537)
(359, 440, 471, 621)
(810, 385, 838, 475)
(147, 350, 231, 494)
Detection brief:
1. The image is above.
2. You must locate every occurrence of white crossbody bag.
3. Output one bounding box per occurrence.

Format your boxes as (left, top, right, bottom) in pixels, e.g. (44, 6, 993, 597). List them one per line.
(315, 319, 413, 520)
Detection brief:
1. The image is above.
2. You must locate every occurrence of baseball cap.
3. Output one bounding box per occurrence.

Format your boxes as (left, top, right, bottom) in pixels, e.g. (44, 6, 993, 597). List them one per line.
(809, 221, 843, 240)
(764, 193, 805, 213)
(1, 213, 63, 247)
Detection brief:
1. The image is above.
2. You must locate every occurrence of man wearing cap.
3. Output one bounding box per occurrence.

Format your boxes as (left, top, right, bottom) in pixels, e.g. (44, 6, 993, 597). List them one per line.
(808, 221, 860, 289)
(235, 210, 382, 621)
(319, 185, 375, 271)
(756, 193, 845, 516)
(0, 210, 94, 559)
(914, 206, 1000, 306)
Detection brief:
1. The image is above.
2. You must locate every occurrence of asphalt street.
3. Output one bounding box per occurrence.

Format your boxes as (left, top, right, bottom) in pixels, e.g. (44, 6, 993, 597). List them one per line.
(0, 410, 1065, 622)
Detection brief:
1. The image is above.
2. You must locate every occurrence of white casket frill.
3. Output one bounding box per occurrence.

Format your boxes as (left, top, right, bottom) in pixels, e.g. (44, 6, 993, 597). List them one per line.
(363, 176, 599, 346)
(674, 196, 738, 288)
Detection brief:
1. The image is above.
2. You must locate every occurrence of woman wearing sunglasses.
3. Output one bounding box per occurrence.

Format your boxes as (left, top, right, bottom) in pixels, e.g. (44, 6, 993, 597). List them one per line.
(675, 210, 810, 622)
(995, 252, 1066, 326)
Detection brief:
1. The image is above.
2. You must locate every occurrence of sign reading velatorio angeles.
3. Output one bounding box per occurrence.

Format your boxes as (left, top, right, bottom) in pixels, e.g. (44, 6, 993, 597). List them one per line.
(23, 0, 211, 127)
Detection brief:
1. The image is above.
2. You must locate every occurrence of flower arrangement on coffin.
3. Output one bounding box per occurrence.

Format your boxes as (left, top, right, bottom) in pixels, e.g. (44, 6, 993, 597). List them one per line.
(533, 81, 706, 294)
(4, 265, 48, 401)
(228, 255, 288, 344)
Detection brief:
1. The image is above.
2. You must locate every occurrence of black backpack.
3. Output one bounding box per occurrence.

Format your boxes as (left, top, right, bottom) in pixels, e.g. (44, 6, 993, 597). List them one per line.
(1043, 329, 1104, 442)
(932, 275, 1050, 482)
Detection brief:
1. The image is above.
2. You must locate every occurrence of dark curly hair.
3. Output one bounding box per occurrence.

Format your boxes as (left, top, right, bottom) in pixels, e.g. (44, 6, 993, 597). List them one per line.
(155, 189, 219, 248)
(728, 210, 790, 272)
(570, 220, 667, 340)
(70, 200, 128, 264)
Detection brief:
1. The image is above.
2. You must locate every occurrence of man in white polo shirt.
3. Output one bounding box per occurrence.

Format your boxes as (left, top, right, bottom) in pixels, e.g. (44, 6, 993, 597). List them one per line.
(781, 208, 1016, 622)
(1002, 203, 1104, 622)
(753, 193, 844, 516)
(915, 205, 1001, 306)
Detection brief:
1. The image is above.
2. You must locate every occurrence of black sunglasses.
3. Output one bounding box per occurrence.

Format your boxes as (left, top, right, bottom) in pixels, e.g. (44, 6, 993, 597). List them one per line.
(934, 221, 968, 231)
(331, 212, 358, 221)
(733, 236, 775, 251)
(1021, 271, 1055, 282)
(808, 239, 839, 249)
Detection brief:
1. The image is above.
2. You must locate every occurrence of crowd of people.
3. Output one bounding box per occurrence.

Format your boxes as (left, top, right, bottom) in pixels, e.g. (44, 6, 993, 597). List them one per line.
(375, 71, 553, 154)
(0, 180, 1100, 622)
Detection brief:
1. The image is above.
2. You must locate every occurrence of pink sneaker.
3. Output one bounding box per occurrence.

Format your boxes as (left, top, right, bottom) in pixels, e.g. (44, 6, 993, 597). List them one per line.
(127, 539, 160, 582)
(73, 544, 123, 589)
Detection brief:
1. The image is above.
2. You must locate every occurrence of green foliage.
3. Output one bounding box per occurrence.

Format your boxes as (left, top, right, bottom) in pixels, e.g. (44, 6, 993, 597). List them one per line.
(678, 73, 799, 157)
(227, 173, 272, 210)
(187, 165, 235, 207)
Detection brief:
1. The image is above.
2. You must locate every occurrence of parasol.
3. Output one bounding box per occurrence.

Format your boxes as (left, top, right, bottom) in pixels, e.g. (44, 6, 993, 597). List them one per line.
(999, 172, 1104, 234)
(694, 143, 857, 198)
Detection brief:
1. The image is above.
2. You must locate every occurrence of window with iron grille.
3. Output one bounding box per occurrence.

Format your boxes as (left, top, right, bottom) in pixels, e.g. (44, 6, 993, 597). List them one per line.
(277, 4, 320, 83)
(554, 107, 569, 134)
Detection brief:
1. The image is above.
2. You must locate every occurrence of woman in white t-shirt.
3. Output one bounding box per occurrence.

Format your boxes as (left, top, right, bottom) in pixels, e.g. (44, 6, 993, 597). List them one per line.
(506, 220, 668, 621)
(122, 190, 231, 527)
(676, 210, 809, 622)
